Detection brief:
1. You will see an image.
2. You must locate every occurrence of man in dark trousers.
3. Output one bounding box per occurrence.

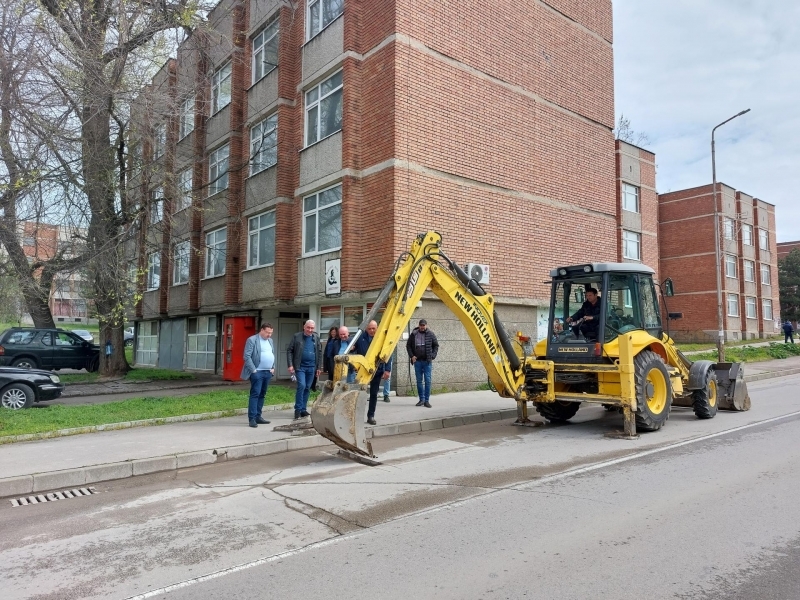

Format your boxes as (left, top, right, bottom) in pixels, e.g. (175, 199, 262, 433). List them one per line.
(287, 320, 322, 420)
(355, 320, 393, 425)
(567, 287, 602, 341)
(784, 320, 795, 344)
(406, 319, 438, 408)
(241, 323, 275, 428)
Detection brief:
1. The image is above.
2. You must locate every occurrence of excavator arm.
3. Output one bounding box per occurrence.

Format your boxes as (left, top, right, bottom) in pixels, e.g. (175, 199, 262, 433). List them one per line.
(311, 231, 554, 457)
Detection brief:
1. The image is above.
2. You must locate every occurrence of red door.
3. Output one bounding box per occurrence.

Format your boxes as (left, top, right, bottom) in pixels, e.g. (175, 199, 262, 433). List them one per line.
(222, 316, 256, 381)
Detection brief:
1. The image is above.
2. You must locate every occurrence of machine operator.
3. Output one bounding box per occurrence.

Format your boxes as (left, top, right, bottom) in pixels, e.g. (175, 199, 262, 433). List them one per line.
(566, 287, 602, 341)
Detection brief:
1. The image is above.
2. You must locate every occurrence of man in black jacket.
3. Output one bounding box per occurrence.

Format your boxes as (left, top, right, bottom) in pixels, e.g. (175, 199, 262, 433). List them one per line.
(355, 320, 393, 425)
(406, 319, 438, 407)
(567, 288, 602, 341)
(287, 320, 322, 420)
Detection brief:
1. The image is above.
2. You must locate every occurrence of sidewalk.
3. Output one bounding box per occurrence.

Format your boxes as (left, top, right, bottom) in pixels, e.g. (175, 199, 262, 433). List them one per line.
(2, 357, 800, 499)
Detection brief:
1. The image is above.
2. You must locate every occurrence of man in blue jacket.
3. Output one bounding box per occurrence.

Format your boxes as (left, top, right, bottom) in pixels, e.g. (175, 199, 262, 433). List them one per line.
(784, 320, 795, 344)
(356, 320, 393, 425)
(241, 323, 275, 428)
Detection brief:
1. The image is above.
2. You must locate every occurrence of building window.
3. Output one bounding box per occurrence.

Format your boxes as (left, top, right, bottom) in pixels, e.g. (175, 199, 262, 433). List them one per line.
(725, 254, 737, 279)
(211, 61, 232, 114)
(303, 184, 342, 255)
(136, 321, 158, 366)
(208, 144, 229, 196)
(622, 230, 641, 260)
(305, 70, 342, 146)
(150, 187, 163, 224)
(742, 223, 753, 246)
(153, 124, 166, 159)
(759, 228, 768, 251)
(622, 183, 639, 213)
(745, 296, 757, 319)
(146, 252, 161, 290)
(307, 0, 343, 39)
(743, 259, 755, 282)
(173, 240, 190, 285)
(763, 299, 773, 321)
(250, 114, 278, 175)
(760, 264, 771, 285)
(723, 218, 734, 240)
(187, 316, 217, 370)
(248, 211, 276, 268)
(252, 19, 279, 83)
(177, 168, 192, 211)
(179, 95, 195, 139)
(205, 227, 227, 278)
(726, 294, 739, 317)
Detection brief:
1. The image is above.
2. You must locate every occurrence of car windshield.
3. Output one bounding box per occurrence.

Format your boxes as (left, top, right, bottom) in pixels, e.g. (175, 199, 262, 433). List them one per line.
(550, 277, 602, 343)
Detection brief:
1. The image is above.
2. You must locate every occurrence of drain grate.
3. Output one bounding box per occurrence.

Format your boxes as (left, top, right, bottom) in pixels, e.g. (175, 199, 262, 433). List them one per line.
(9, 487, 97, 507)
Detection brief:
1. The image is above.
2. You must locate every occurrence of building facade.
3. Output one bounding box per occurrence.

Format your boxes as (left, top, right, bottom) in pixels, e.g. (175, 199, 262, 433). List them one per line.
(128, 0, 618, 388)
(658, 184, 780, 342)
(777, 241, 800, 260)
(615, 140, 659, 274)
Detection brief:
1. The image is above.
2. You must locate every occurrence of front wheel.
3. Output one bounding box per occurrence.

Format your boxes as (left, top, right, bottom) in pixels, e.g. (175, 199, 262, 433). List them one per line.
(1, 383, 35, 409)
(692, 369, 718, 419)
(534, 400, 580, 422)
(634, 350, 673, 431)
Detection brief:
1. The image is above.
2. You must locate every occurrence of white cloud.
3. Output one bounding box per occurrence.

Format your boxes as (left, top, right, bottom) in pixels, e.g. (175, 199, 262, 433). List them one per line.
(614, 0, 800, 242)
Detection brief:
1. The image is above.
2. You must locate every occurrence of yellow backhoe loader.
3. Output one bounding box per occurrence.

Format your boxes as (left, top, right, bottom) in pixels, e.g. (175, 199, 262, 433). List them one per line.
(311, 231, 750, 457)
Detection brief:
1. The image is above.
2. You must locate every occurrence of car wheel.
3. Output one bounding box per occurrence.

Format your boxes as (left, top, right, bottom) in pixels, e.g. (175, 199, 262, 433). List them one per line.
(11, 357, 38, 369)
(124, 339, 133, 347)
(87, 357, 99, 372)
(1, 383, 35, 410)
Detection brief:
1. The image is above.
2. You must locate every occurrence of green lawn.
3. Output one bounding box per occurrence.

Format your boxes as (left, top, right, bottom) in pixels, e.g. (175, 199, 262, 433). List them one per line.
(689, 342, 800, 363)
(677, 336, 783, 353)
(0, 386, 314, 439)
(59, 367, 195, 385)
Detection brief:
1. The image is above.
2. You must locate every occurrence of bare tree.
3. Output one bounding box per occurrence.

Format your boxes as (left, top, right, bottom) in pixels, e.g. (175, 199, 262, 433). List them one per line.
(614, 113, 651, 148)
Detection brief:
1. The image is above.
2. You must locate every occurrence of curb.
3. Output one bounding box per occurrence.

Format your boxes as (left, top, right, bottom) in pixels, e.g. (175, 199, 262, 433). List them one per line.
(61, 379, 247, 398)
(0, 408, 519, 498)
(744, 366, 800, 383)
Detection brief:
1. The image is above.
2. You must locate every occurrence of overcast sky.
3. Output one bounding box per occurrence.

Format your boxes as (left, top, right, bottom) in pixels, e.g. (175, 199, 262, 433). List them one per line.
(613, 1, 800, 242)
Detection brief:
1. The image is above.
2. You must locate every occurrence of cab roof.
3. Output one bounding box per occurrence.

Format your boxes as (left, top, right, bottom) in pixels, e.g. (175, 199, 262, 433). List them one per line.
(550, 263, 656, 278)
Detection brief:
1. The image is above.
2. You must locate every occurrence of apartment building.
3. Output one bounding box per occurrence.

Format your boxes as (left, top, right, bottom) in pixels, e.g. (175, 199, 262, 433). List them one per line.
(128, 0, 618, 388)
(777, 241, 800, 260)
(615, 140, 658, 274)
(658, 184, 780, 342)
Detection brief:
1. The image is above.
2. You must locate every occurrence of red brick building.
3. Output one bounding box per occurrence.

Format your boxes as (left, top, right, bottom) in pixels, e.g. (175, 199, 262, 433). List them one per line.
(615, 140, 659, 274)
(777, 241, 800, 260)
(128, 0, 618, 387)
(658, 184, 780, 342)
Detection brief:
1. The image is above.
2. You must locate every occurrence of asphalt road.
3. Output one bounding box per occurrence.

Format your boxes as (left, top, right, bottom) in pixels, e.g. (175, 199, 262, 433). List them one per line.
(2, 374, 800, 600)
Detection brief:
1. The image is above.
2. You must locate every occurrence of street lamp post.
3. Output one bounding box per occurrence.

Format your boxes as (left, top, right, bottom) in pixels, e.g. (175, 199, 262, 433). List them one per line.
(711, 108, 750, 362)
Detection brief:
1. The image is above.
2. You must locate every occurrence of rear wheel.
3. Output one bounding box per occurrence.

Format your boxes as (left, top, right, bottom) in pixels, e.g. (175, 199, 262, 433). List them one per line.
(1, 383, 34, 410)
(692, 369, 718, 419)
(11, 357, 38, 369)
(534, 400, 580, 422)
(87, 357, 99, 372)
(634, 350, 672, 431)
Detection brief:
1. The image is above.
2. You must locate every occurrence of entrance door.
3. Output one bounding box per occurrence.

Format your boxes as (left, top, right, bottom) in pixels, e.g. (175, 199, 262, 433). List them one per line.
(277, 319, 303, 379)
(158, 319, 185, 371)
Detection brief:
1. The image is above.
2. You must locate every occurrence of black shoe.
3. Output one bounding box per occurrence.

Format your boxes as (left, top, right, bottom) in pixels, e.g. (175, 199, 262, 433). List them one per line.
(367, 418, 377, 425)
(383, 396, 390, 403)
(423, 402, 432, 408)
(415, 400, 424, 407)
(255, 417, 270, 425)
(294, 410, 301, 420)
(300, 410, 310, 418)
(249, 420, 258, 428)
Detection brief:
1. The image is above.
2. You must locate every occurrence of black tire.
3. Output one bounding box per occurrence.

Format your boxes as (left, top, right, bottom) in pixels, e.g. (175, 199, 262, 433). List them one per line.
(87, 357, 99, 373)
(634, 350, 673, 431)
(692, 369, 719, 420)
(534, 400, 580, 422)
(1, 383, 35, 410)
(124, 339, 133, 347)
(11, 357, 38, 369)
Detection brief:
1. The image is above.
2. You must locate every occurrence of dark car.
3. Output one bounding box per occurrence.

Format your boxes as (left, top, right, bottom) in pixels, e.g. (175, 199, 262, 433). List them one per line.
(0, 366, 64, 409)
(0, 328, 100, 372)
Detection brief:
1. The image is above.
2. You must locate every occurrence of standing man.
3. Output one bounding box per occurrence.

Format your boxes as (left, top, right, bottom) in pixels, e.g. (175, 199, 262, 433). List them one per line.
(355, 320, 393, 425)
(783, 320, 795, 344)
(287, 320, 322, 420)
(241, 323, 275, 428)
(326, 325, 356, 383)
(406, 318, 438, 408)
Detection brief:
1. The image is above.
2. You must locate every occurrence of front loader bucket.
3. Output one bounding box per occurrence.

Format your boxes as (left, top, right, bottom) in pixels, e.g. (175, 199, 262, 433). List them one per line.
(714, 362, 752, 411)
(311, 380, 374, 457)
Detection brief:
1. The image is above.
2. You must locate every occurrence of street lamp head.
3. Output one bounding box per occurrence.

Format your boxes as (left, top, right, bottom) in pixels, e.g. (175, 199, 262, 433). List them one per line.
(737, 108, 751, 117)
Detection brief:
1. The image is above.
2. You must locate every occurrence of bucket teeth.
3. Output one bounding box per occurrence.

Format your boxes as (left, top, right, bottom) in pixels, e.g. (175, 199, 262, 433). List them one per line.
(311, 380, 374, 457)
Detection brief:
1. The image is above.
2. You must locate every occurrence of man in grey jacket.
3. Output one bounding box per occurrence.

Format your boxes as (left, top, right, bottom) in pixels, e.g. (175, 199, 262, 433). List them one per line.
(287, 320, 322, 420)
(241, 323, 275, 428)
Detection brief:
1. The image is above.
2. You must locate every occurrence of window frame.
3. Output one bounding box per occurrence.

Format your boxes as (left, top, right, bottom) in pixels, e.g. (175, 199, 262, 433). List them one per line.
(250, 113, 278, 176)
(208, 143, 230, 196)
(723, 217, 735, 241)
(724, 254, 737, 279)
(187, 316, 217, 371)
(760, 264, 771, 285)
(622, 229, 641, 261)
(176, 168, 192, 211)
(204, 227, 227, 278)
(153, 124, 166, 159)
(307, 0, 344, 40)
(762, 298, 773, 321)
(302, 183, 342, 256)
(136, 321, 159, 366)
(150, 187, 164, 224)
(179, 95, 195, 140)
(743, 259, 755, 282)
(211, 61, 232, 114)
(745, 296, 757, 319)
(758, 228, 769, 251)
(726, 293, 740, 317)
(247, 210, 276, 269)
(173, 240, 190, 286)
(621, 183, 640, 213)
(146, 252, 161, 291)
(252, 19, 279, 84)
(304, 70, 343, 146)
(742, 223, 753, 246)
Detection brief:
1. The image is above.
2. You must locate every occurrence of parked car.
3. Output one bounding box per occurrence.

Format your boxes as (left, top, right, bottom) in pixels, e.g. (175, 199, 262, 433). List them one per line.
(124, 327, 134, 347)
(0, 328, 100, 372)
(0, 366, 64, 409)
(71, 329, 94, 342)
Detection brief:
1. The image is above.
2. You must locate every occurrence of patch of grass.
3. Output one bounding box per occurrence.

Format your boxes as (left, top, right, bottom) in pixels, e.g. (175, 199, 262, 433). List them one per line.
(59, 372, 100, 384)
(677, 336, 783, 353)
(125, 347, 133, 363)
(0, 386, 314, 438)
(689, 342, 800, 363)
(59, 367, 195, 385)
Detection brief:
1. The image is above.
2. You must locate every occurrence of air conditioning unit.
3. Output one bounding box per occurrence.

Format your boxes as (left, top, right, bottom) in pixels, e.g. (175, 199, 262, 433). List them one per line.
(465, 263, 490, 285)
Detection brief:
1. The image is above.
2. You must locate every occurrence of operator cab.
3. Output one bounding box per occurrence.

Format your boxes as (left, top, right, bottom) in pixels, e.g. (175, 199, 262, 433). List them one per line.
(546, 263, 662, 363)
